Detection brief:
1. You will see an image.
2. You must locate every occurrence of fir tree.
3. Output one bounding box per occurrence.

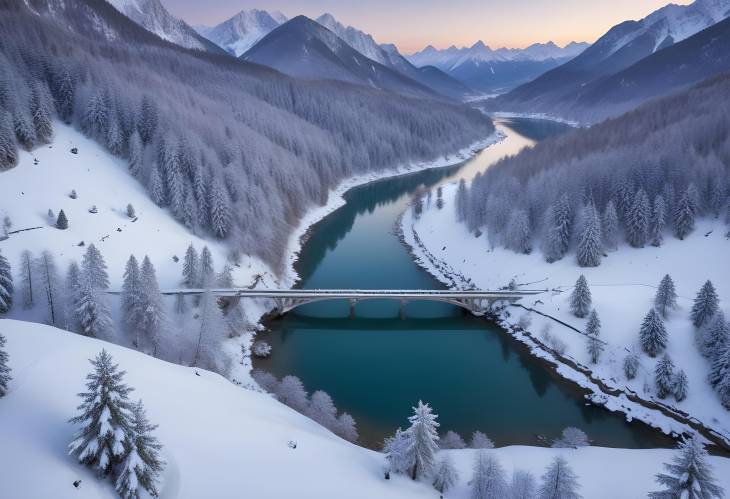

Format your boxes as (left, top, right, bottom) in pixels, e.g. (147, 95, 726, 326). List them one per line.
(209, 177, 231, 238)
(543, 194, 572, 263)
(654, 274, 678, 318)
(471, 451, 507, 499)
(55, 69, 75, 123)
(655, 354, 675, 399)
(199, 246, 214, 286)
(30, 82, 53, 143)
(384, 427, 413, 475)
(37, 250, 62, 326)
(75, 275, 112, 337)
(335, 412, 359, 443)
(626, 188, 650, 248)
(81, 244, 109, 290)
(674, 369, 689, 402)
(139, 256, 165, 355)
(0, 250, 12, 314)
(115, 400, 165, 499)
(68, 350, 133, 476)
(674, 186, 697, 240)
(0, 334, 11, 397)
(586, 309, 601, 337)
(56, 209, 69, 229)
(701, 312, 729, 360)
(121, 255, 142, 342)
(440, 430, 467, 449)
(182, 244, 199, 288)
(65, 261, 82, 331)
(586, 333, 604, 364)
(510, 470, 537, 499)
(569, 275, 592, 318)
(276, 375, 309, 413)
(690, 281, 719, 329)
(306, 390, 337, 429)
(640, 309, 668, 357)
(709, 342, 730, 389)
(601, 200, 619, 251)
(404, 400, 440, 480)
(149, 164, 165, 206)
(552, 427, 589, 448)
(19, 249, 34, 308)
(649, 434, 724, 499)
(576, 203, 602, 267)
(127, 131, 143, 178)
(537, 456, 581, 499)
(650, 195, 667, 247)
(0, 111, 18, 169)
(14, 111, 36, 150)
(433, 454, 459, 494)
(506, 209, 532, 254)
(623, 353, 640, 380)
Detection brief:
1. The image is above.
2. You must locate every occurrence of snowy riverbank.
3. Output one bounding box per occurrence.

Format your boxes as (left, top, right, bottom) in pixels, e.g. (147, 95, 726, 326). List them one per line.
(401, 182, 730, 450)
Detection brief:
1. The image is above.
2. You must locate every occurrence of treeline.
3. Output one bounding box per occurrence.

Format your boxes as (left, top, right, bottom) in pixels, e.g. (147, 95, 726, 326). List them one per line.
(0, 0, 492, 270)
(457, 73, 730, 265)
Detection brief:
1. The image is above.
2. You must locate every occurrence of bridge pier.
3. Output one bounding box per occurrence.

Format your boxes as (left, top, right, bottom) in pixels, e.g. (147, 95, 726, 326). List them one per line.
(399, 299, 407, 320)
(349, 298, 358, 319)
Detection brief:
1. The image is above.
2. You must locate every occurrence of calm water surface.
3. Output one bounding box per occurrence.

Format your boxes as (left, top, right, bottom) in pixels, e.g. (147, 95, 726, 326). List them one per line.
(256, 118, 673, 449)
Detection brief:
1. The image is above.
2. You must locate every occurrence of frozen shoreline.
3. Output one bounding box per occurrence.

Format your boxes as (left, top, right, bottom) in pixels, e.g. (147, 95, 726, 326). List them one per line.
(399, 186, 730, 451)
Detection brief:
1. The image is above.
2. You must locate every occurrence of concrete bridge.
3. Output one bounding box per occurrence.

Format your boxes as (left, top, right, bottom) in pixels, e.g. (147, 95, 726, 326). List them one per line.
(152, 288, 547, 318)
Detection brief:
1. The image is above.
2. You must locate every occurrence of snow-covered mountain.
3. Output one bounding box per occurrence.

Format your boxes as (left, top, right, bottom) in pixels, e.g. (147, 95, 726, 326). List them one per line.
(491, 0, 730, 118)
(198, 9, 287, 56)
(408, 40, 588, 70)
(106, 0, 223, 53)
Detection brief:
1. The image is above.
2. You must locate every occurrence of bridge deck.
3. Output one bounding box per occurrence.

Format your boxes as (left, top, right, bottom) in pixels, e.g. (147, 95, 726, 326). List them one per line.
(145, 288, 547, 298)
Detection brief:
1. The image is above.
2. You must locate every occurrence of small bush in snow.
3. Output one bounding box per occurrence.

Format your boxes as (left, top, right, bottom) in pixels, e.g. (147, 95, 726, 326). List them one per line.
(623, 353, 640, 380)
(89, 205, 98, 214)
(126, 203, 135, 218)
(252, 340, 272, 358)
(440, 430, 466, 449)
(69, 189, 77, 199)
(673, 369, 688, 402)
(470, 430, 494, 449)
(517, 313, 532, 330)
(47, 209, 54, 220)
(252, 369, 279, 393)
(552, 427, 589, 448)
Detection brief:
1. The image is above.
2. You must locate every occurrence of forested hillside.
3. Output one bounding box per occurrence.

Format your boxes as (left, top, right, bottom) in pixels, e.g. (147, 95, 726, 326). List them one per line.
(0, 0, 491, 269)
(460, 72, 730, 264)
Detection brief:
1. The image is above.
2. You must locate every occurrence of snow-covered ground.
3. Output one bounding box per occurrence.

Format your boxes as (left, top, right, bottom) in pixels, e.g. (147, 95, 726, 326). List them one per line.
(403, 182, 730, 446)
(3, 319, 730, 499)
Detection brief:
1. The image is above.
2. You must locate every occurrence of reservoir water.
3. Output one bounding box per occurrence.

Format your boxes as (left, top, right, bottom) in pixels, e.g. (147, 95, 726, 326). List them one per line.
(255, 118, 673, 449)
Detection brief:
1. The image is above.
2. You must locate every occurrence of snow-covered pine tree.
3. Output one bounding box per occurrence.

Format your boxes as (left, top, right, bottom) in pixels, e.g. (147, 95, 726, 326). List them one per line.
(0, 250, 12, 314)
(75, 275, 112, 337)
(440, 430, 467, 449)
(127, 131, 143, 179)
(506, 209, 532, 254)
(701, 311, 729, 359)
(115, 400, 165, 499)
(199, 246, 214, 287)
(182, 244, 199, 288)
(162, 138, 185, 221)
(709, 340, 730, 388)
(649, 434, 724, 499)
(569, 275, 592, 318)
(552, 427, 589, 448)
(654, 274, 678, 318)
(275, 375, 309, 413)
(149, 164, 165, 207)
(54, 68, 75, 124)
(106, 112, 123, 156)
(404, 400, 440, 480)
(56, 209, 69, 229)
(14, 110, 37, 150)
(470, 430, 495, 449)
(192, 288, 227, 374)
(586, 333, 604, 364)
(0, 111, 18, 169)
(601, 200, 619, 251)
(335, 412, 359, 443)
(433, 454, 459, 493)
(68, 350, 133, 476)
(576, 203, 602, 267)
(655, 354, 675, 399)
(306, 390, 337, 430)
(19, 249, 34, 308)
(65, 261, 82, 330)
(36, 250, 62, 326)
(209, 176, 231, 239)
(674, 186, 697, 240)
(626, 188, 650, 248)
(30, 82, 53, 144)
(639, 308, 668, 357)
(510, 470, 537, 499)
(471, 451, 507, 499)
(456, 179, 469, 223)
(586, 309, 600, 337)
(0, 333, 11, 397)
(384, 427, 414, 475)
(543, 193, 572, 263)
(537, 456, 581, 499)
(650, 195, 667, 247)
(717, 361, 730, 410)
(623, 352, 640, 380)
(690, 280, 719, 329)
(673, 369, 688, 402)
(81, 244, 109, 290)
(121, 255, 142, 338)
(137, 95, 158, 144)
(139, 256, 165, 355)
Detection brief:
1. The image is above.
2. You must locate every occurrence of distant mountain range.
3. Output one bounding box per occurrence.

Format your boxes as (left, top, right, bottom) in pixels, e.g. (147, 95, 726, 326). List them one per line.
(106, 0, 224, 53)
(195, 9, 287, 56)
(406, 41, 589, 93)
(489, 0, 730, 121)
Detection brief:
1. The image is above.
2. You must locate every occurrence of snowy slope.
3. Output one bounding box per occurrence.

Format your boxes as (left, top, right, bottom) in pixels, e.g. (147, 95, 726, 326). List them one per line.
(106, 0, 223, 53)
(2, 319, 730, 498)
(0, 122, 271, 294)
(201, 9, 287, 56)
(404, 182, 730, 443)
